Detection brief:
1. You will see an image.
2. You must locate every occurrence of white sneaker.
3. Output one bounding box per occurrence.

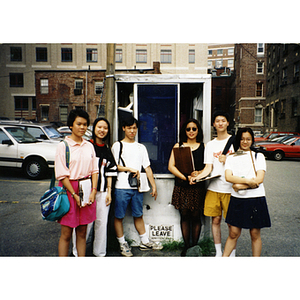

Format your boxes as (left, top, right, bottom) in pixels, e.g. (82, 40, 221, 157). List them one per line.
(139, 239, 163, 251)
(120, 242, 133, 257)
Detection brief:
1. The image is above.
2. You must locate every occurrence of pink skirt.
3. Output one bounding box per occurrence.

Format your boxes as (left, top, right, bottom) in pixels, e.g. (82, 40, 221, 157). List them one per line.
(58, 180, 96, 228)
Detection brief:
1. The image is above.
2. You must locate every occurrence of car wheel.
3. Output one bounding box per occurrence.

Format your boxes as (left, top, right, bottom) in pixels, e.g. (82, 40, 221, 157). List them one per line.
(273, 151, 284, 161)
(23, 157, 48, 179)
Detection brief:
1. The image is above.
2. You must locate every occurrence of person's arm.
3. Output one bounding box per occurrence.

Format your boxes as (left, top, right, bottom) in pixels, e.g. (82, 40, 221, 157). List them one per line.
(61, 177, 81, 207)
(88, 172, 98, 205)
(225, 169, 260, 189)
(105, 176, 112, 206)
(145, 166, 157, 200)
(190, 164, 213, 184)
(168, 146, 188, 181)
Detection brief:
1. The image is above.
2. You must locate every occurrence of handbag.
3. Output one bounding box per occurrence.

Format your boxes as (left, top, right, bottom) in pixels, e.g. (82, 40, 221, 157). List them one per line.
(39, 140, 70, 221)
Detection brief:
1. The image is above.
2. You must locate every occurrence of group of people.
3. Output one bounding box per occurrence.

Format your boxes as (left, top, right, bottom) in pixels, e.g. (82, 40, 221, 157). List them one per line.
(168, 110, 271, 257)
(54, 108, 271, 257)
(54, 109, 160, 257)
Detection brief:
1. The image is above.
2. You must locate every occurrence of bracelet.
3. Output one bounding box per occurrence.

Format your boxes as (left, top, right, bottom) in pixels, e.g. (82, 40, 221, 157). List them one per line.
(92, 187, 97, 191)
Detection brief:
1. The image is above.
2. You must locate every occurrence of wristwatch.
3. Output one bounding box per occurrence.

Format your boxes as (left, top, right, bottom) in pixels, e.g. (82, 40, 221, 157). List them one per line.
(71, 192, 76, 197)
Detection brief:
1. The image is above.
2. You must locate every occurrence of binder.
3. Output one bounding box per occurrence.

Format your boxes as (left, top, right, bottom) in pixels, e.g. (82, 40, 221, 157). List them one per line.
(173, 146, 194, 175)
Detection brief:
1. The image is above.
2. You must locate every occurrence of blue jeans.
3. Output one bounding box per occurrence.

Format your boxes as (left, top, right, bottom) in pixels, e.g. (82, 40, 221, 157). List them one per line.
(114, 189, 144, 219)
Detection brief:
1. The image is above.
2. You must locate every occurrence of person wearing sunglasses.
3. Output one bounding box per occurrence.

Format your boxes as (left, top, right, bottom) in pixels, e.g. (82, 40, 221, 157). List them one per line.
(168, 118, 206, 256)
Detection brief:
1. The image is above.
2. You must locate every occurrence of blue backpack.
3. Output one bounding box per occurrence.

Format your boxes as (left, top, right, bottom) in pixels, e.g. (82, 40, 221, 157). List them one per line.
(39, 141, 70, 221)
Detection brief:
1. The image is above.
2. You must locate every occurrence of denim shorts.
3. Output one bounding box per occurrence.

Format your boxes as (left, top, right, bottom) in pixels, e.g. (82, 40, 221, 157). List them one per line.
(114, 189, 144, 219)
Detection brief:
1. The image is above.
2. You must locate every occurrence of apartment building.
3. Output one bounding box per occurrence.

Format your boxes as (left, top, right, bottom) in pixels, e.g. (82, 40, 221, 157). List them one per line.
(0, 43, 208, 121)
(234, 43, 267, 133)
(208, 43, 235, 72)
(265, 43, 300, 133)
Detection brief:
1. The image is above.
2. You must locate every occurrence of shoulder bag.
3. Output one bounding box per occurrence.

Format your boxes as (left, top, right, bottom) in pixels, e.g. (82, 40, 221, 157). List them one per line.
(39, 140, 70, 221)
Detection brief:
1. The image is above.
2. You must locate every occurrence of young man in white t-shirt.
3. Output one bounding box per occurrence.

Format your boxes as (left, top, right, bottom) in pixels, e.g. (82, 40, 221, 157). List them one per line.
(111, 116, 161, 257)
(191, 111, 235, 256)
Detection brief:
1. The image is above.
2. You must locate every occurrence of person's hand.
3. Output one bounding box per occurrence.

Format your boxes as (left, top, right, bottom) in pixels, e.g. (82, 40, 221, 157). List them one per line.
(88, 188, 97, 206)
(247, 178, 259, 189)
(129, 168, 140, 179)
(150, 186, 157, 200)
(105, 193, 112, 206)
(218, 154, 227, 164)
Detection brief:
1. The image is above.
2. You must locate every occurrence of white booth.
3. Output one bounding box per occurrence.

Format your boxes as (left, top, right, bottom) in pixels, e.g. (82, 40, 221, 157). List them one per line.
(113, 74, 212, 246)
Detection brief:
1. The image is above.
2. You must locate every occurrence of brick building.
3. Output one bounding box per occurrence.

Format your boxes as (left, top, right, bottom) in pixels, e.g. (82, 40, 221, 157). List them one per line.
(265, 43, 300, 133)
(35, 62, 161, 124)
(234, 43, 267, 134)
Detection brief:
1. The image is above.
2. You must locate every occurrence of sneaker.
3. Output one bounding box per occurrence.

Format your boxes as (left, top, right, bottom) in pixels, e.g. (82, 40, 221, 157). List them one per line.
(139, 239, 163, 251)
(120, 242, 133, 257)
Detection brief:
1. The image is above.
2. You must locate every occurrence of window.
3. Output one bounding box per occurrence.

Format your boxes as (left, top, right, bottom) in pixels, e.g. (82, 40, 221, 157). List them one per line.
(9, 73, 23, 87)
(228, 48, 234, 55)
(137, 84, 178, 174)
(10, 46, 22, 61)
(280, 99, 286, 119)
(256, 82, 263, 97)
(36, 47, 47, 62)
(282, 68, 287, 85)
(208, 50, 212, 56)
(40, 79, 49, 94)
(15, 96, 28, 111)
(294, 62, 299, 82)
(217, 49, 223, 56)
(160, 49, 172, 63)
(215, 60, 223, 68)
(255, 105, 263, 123)
(189, 49, 195, 64)
(292, 98, 298, 117)
(116, 48, 123, 63)
(0, 129, 10, 144)
(228, 59, 234, 68)
(61, 48, 72, 62)
(59, 106, 68, 122)
(257, 62, 264, 74)
(86, 48, 98, 62)
(257, 43, 264, 55)
(95, 81, 103, 94)
(41, 105, 49, 121)
(136, 49, 147, 63)
(74, 79, 83, 95)
(208, 60, 213, 68)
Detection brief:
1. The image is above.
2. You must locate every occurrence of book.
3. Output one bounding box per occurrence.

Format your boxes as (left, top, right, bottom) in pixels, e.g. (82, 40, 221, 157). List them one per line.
(195, 174, 221, 182)
(173, 146, 194, 175)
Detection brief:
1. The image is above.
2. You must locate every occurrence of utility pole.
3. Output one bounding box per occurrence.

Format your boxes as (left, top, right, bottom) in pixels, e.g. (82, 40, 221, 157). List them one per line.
(105, 43, 116, 139)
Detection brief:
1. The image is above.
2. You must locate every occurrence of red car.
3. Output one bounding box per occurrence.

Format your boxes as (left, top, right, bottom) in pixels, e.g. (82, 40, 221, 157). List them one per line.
(257, 136, 300, 161)
(254, 131, 299, 142)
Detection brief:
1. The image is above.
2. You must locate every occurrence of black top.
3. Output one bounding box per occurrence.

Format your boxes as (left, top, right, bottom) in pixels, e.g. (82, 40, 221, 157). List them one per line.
(90, 140, 117, 192)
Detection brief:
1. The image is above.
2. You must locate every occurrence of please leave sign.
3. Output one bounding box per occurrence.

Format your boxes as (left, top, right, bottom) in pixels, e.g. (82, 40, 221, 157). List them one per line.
(149, 225, 174, 240)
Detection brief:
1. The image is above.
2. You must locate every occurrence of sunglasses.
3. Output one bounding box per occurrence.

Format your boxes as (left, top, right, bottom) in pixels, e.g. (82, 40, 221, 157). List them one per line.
(186, 127, 197, 132)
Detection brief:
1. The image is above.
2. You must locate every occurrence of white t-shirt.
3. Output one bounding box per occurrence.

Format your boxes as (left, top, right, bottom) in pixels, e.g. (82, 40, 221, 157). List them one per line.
(204, 136, 234, 193)
(111, 141, 150, 189)
(225, 151, 266, 198)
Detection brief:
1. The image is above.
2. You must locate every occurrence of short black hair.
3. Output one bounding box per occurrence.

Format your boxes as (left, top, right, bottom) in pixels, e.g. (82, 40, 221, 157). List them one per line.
(179, 118, 203, 143)
(67, 109, 90, 128)
(121, 116, 139, 128)
(212, 110, 230, 123)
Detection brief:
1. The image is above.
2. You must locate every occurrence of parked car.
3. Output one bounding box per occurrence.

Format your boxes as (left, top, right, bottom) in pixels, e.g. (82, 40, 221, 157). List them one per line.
(0, 121, 63, 143)
(57, 126, 92, 140)
(257, 136, 300, 161)
(0, 125, 58, 179)
(254, 131, 299, 142)
(254, 135, 300, 146)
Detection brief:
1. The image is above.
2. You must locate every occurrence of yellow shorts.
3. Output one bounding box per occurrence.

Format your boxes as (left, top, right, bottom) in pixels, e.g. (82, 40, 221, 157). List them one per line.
(204, 190, 231, 219)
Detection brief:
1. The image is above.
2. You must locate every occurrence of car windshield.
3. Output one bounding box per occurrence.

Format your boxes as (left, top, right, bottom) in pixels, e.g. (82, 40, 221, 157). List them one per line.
(44, 126, 63, 138)
(262, 132, 270, 138)
(5, 127, 39, 143)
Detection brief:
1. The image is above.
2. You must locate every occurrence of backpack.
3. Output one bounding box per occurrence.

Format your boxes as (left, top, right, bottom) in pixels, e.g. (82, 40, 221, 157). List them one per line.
(39, 140, 70, 221)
